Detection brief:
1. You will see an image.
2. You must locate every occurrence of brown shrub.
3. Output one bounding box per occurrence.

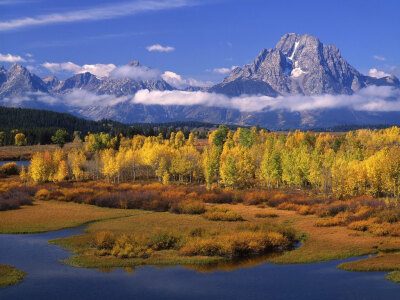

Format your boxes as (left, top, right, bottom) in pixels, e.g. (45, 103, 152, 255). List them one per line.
(0, 162, 19, 175)
(92, 231, 116, 250)
(267, 192, 288, 207)
(34, 189, 52, 201)
(255, 212, 278, 218)
(204, 207, 243, 221)
(242, 190, 269, 205)
(0, 185, 35, 210)
(171, 199, 206, 214)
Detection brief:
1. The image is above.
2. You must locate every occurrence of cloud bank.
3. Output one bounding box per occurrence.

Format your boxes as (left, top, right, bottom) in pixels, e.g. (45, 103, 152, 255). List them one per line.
(146, 44, 175, 52)
(131, 86, 400, 112)
(0, 53, 26, 62)
(161, 71, 213, 88)
(5, 86, 400, 114)
(0, 0, 193, 31)
(42, 62, 116, 78)
(369, 68, 391, 79)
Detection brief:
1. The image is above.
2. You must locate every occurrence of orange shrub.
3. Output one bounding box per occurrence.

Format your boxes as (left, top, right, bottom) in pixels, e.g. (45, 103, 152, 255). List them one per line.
(34, 189, 52, 201)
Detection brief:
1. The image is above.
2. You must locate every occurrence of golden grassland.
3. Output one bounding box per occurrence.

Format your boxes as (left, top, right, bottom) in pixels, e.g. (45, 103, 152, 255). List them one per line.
(0, 200, 145, 233)
(3, 180, 400, 282)
(0, 265, 25, 289)
(46, 202, 400, 275)
(50, 203, 295, 269)
(0, 142, 78, 161)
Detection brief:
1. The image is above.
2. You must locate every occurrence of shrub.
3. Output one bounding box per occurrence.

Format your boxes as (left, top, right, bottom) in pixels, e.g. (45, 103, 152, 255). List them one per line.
(204, 207, 243, 221)
(368, 223, 391, 236)
(171, 200, 206, 214)
(347, 220, 371, 231)
(375, 209, 400, 223)
(242, 191, 269, 205)
(267, 192, 288, 207)
(188, 227, 206, 237)
(34, 189, 52, 201)
(148, 231, 180, 250)
(0, 163, 19, 176)
(93, 231, 116, 250)
(0, 185, 36, 211)
(180, 231, 290, 258)
(316, 201, 348, 217)
(255, 212, 278, 218)
(110, 234, 152, 259)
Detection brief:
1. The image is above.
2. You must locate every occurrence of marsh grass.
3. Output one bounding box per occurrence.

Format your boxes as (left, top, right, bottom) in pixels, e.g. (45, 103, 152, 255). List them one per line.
(0, 200, 146, 233)
(0, 265, 25, 289)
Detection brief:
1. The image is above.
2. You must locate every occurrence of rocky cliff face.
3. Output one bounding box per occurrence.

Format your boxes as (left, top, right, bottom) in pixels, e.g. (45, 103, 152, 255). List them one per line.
(213, 33, 399, 96)
(0, 63, 48, 98)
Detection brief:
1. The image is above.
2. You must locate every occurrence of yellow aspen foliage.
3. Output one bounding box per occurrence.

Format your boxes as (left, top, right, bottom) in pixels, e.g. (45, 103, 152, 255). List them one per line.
(54, 160, 69, 182)
(29, 152, 47, 183)
(19, 166, 29, 183)
(174, 131, 185, 148)
(67, 149, 86, 181)
(15, 133, 27, 146)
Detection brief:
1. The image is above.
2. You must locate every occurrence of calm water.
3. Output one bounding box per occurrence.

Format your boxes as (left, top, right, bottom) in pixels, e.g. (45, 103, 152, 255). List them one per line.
(0, 161, 30, 167)
(0, 225, 399, 300)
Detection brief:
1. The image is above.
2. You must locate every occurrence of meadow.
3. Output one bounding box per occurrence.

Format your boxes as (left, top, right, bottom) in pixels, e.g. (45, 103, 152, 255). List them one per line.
(2, 126, 400, 283)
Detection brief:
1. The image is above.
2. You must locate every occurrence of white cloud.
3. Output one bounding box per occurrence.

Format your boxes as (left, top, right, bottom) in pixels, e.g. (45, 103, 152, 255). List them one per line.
(146, 44, 175, 52)
(5, 86, 400, 114)
(110, 65, 160, 80)
(132, 86, 400, 113)
(369, 68, 390, 79)
(212, 66, 238, 74)
(373, 55, 386, 61)
(42, 62, 116, 78)
(161, 71, 213, 88)
(0, 53, 26, 62)
(0, 0, 193, 31)
(25, 53, 33, 58)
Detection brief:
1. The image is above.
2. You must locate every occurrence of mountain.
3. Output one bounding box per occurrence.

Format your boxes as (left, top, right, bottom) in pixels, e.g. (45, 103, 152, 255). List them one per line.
(42, 75, 60, 90)
(0, 34, 399, 129)
(50, 60, 173, 96)
(0, 63, 48, 98)
(212, 33, 399, 96)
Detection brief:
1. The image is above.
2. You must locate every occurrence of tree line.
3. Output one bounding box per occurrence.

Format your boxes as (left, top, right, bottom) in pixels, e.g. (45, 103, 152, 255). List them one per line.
(21, 125, 400, 199)
(0, 106, 227, 146)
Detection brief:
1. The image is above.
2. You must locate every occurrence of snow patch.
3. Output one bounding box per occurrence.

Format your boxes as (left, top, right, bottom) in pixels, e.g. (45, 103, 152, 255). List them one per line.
(291, 67, 306, 77)
(288, 41, 299, 61)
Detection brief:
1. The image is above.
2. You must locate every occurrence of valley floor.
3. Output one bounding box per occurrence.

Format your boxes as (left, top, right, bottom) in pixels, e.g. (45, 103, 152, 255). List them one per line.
(2, 192, 400, 283)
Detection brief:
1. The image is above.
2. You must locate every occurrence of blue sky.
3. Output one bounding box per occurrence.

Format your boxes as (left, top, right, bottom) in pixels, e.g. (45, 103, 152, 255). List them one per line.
(0, 0, 399, 84)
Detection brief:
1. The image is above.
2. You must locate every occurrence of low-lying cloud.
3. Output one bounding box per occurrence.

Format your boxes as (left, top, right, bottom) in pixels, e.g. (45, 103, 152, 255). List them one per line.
(131, 86, 400, 112)
(161, 71, 213, 88)
(110, 65, 161, 80)
(4, 86, 400, 114)
(42, 62, 116, 78)
(369, 68, 391, 79)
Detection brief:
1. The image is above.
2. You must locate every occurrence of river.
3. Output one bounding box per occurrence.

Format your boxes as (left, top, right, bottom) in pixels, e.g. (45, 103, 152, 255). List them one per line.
(0, 224, 400, 299)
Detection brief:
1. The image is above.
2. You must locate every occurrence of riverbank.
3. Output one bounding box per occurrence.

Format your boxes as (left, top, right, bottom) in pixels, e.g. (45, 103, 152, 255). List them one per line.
(0, 265, 25, 289)
(2, 188, 400, 283)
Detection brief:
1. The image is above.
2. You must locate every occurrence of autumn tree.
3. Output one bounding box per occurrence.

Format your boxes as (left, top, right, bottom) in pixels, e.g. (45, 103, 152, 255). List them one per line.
(15, 133, 27, 146)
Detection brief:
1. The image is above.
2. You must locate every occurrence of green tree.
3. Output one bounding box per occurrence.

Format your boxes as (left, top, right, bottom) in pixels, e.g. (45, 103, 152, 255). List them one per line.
(51, 129, 69, 148)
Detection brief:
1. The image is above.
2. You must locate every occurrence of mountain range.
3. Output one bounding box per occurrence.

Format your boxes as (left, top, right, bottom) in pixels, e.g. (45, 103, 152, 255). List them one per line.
(1, 33, 399, 129)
